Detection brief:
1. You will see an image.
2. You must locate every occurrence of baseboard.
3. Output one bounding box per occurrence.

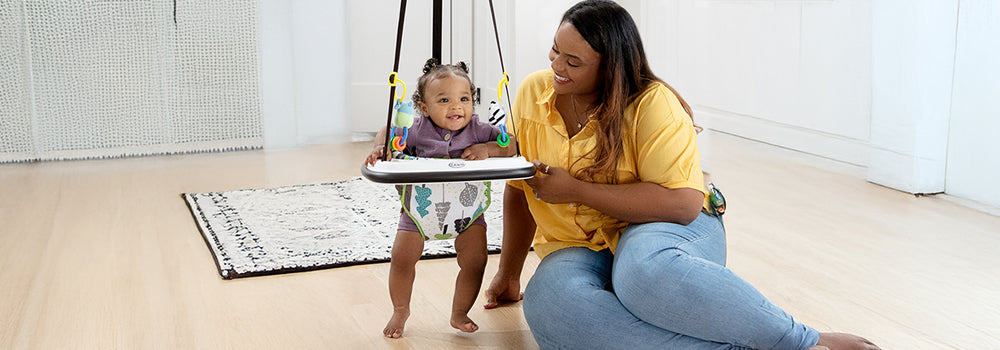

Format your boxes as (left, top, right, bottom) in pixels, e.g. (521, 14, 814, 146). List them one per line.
(696, 107, 871, 169)
(939, 194, 1000, 217)
(352, 131, 376, 142)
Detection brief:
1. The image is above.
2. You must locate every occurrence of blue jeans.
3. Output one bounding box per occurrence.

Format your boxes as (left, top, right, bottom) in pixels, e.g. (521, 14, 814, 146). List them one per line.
(523, 212, 818, 350)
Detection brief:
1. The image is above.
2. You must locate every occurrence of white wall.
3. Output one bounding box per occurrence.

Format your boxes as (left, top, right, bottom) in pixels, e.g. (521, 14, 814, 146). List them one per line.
(259, 0, 348, 150)
(632, 0, 997, 207)
(633, 1, 872, 174)
(257, 0, 999, 209)
(511, 0, 576, 89)
(659, 1, 874, 167)
(868, 0, 958, 194)
(946, 0, 1000, 208)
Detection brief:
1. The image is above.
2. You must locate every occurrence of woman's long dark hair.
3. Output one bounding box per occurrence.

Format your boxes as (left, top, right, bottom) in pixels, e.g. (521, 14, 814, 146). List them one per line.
(562, 0, 694, 182)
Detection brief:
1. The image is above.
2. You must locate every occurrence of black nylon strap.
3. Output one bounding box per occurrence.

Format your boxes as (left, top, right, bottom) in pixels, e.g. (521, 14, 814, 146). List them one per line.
(488, 0, 519, 156)
(383, 0, 519, 159)
(433, 0, 443, 62)
(382, 0, 408, 161)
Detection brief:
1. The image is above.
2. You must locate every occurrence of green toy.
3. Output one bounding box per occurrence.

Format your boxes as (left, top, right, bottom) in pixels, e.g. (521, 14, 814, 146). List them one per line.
(390, 100, 416, 151)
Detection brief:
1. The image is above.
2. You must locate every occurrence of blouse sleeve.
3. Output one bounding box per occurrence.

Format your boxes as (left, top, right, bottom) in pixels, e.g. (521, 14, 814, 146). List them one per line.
(632, 85, 706, 194)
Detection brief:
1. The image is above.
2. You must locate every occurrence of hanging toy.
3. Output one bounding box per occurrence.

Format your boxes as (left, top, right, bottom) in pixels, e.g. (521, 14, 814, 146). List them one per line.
(489, 101, 510, 148)
(390, 100, 416, 151)
(388, 73, 415, 151)
(491, 73, 512, 148)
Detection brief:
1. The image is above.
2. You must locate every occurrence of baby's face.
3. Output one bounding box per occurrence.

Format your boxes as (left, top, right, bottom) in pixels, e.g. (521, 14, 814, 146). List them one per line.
(418, 75, 474, 131)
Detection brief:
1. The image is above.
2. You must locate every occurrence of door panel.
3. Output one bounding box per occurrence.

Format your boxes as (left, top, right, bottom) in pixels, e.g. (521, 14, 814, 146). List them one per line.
(348, 0, 446, 134)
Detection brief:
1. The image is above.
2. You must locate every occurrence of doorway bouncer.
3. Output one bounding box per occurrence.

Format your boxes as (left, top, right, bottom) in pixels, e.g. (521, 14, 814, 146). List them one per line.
(361, 0, 535, 184)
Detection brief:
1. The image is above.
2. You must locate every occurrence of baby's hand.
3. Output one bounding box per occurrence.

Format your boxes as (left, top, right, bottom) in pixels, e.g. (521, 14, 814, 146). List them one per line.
(365, 147, 385, 166)
(461, 144, 491, 161)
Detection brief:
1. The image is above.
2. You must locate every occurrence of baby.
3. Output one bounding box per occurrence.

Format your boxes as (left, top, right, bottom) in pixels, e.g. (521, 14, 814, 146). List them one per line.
(365, 58, 515, 338)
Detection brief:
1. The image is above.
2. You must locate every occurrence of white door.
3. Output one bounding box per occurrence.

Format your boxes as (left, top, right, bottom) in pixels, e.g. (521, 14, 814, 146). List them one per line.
(348, 0, 523, 136)
(347, 0, 453, 135)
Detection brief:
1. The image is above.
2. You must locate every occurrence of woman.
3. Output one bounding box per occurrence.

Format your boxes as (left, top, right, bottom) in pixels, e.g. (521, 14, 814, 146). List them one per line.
(482, 1, 880, 349)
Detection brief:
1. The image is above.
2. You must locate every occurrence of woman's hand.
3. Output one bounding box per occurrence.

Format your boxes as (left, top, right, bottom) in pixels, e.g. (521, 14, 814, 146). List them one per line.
(524, 160, 581, 204)
(483, 273, 523, 309)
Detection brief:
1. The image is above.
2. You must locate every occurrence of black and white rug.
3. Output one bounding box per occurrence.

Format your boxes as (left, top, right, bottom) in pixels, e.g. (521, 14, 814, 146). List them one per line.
(182, 177, 505, 279)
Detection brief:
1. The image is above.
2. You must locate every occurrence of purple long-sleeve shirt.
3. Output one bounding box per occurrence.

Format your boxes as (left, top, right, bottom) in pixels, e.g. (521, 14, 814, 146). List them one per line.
(397, 115, 501, 159)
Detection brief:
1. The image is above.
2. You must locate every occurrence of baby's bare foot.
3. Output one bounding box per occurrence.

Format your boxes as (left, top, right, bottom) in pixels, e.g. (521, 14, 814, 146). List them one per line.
(383, 308, 410, 338)
(450, 314, 479, 333)
(815, 332, 880, 350)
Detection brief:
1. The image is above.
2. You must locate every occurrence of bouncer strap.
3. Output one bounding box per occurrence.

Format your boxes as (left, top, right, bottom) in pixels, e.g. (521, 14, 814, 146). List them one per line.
(382, 0, 409, 161)
(488, 0, 519, 156)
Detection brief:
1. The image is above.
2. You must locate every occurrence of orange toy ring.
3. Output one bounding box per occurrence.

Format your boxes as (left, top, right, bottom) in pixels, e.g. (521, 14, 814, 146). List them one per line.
(391, 136, 406, 151)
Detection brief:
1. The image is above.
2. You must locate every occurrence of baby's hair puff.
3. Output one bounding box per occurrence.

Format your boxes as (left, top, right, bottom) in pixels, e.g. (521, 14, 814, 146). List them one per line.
(412, 58, 477, 105)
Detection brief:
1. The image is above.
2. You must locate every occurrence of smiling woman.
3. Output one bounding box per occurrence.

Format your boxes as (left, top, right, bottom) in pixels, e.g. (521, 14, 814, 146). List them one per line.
(549, 22, 602, 137)
(483, 1, 880, 349)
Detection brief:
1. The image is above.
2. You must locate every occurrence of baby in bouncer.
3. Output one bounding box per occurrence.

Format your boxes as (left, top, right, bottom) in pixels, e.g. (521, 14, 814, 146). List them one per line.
(364, 58, 515, 338)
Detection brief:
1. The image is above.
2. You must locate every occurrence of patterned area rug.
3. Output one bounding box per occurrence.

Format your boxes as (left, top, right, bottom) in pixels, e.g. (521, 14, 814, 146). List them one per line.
(182, 177, 505, 279)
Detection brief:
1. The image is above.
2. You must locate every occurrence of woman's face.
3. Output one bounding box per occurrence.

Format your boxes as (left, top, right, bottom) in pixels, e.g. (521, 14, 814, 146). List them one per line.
(549, 22, 602, 97)
(417, 75, 475, 131)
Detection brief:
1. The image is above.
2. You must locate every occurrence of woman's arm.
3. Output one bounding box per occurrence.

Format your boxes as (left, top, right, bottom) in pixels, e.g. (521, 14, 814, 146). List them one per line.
(525, 161, 703, 225)
(484, 183, 536, 308)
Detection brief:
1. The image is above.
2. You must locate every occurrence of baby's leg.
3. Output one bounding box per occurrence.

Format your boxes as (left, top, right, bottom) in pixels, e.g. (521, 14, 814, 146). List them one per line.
(384, 229, 425, 338)
(450, 224, 488, 333)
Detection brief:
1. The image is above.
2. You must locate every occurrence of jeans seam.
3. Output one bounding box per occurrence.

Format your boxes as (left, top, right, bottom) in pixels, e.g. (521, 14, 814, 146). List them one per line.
(674, 228, 711, 251)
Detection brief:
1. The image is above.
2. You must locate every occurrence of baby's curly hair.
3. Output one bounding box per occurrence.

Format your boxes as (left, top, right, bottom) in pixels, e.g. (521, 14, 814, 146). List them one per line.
(411, 58, 477, 104)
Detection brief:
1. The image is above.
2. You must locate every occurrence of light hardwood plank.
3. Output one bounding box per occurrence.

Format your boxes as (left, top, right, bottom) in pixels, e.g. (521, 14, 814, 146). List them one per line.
(1, 132, 997, 349)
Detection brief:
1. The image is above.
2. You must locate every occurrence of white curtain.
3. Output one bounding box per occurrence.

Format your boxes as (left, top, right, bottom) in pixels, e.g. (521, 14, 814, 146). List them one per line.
(0, 0, 262, 163)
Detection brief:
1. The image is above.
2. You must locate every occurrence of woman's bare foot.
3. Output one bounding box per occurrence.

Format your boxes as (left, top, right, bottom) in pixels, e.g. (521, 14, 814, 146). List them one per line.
(450, 313, 479, 333)
(383, 308, 410, 338)
(813, 332, 880, 350)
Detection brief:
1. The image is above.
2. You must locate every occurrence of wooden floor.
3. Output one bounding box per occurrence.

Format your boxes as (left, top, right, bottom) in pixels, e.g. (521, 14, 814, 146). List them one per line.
(1, 132, 997, 349)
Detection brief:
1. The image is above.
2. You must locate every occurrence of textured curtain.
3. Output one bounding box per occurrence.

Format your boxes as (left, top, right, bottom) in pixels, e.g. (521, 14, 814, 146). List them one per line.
(0, 0, 262, 163)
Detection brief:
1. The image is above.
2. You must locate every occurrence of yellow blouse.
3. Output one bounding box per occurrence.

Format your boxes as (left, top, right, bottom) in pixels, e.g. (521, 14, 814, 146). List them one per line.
(507, 69, 708, 259)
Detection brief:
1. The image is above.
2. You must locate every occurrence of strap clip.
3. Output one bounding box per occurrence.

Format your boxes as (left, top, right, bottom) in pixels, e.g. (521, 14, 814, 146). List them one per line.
(388, 72, 407, 102)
